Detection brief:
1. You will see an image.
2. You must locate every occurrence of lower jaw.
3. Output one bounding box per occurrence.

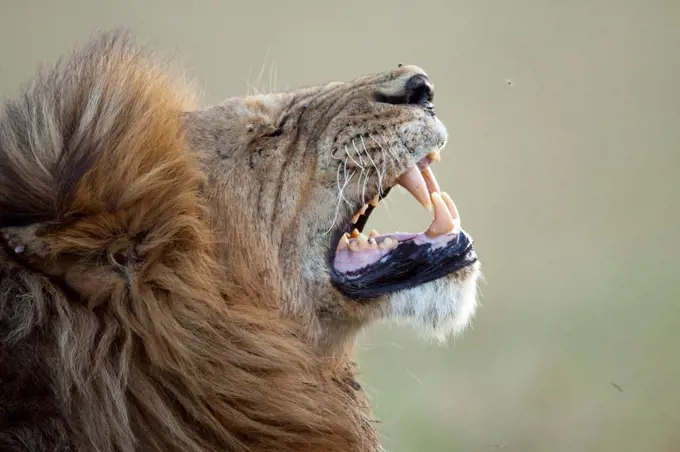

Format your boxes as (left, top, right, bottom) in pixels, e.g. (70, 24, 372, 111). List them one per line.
(329, 228, 477, 300)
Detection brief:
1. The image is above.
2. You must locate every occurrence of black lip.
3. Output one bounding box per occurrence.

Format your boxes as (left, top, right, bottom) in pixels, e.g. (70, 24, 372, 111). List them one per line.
(329, 229, 477, 301)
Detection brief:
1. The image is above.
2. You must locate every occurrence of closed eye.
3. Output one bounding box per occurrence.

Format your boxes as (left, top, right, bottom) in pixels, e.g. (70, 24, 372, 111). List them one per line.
(265, 127, 283, 138)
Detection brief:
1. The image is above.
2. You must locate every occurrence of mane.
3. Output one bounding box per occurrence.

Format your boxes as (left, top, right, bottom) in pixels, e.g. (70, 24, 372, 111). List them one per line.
(0, 31, 375, 451)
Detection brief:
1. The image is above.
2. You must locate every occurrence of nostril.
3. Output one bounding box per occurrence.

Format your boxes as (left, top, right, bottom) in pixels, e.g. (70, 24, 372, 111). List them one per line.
(404, 74, 433, 106)
(374, 73, 434, 111)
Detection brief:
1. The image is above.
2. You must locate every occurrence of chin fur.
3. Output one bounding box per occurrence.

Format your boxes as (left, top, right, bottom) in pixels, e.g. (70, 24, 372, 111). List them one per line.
(387, 261, 481, 342)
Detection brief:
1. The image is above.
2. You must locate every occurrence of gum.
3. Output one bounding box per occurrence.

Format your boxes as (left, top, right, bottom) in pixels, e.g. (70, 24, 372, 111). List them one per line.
(333, 230, 459, 274)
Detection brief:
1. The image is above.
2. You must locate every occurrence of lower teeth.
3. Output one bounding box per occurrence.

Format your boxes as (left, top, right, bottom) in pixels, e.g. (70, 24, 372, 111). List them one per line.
(337, 231, 398, 252)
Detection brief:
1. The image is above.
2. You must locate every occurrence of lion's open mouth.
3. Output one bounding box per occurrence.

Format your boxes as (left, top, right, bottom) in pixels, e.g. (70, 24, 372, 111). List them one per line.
(329, 151, 478, 299)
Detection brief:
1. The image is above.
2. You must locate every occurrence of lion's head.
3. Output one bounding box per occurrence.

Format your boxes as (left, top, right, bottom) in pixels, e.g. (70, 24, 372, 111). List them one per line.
(0, 31, 480, 451)
(185, 63, 481, 350)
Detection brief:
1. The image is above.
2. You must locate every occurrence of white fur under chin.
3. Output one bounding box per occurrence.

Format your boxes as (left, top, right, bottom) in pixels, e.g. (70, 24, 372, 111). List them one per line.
(387, 262, 481, 342)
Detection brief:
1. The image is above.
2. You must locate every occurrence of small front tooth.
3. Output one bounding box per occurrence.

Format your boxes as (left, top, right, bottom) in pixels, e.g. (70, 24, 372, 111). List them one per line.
(426, 192, 455, 238)
(348, 240, 362, 252)
(338, 235, 350, 250)
(368, 229, 380, 239)
(351, 204, 369, 224)
(369, 195, 380, 207)
(396, 166, 432, 211)
(427, 150, 441, 162)
(379, 237, 398, 250)
(350, 229, 360, 239)
(421, 167, 441, 194)
(441, 192, 461, 230)
(357, 233, 371, 249)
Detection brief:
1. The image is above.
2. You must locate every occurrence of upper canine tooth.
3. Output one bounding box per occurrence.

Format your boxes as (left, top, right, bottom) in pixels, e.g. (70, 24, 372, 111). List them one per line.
(369, 195, 380, 207)
(421, 167, 441, 194)
(425, 192, 455, 238)
(396, 166, 432, 211)
(427, 150, 441, 162)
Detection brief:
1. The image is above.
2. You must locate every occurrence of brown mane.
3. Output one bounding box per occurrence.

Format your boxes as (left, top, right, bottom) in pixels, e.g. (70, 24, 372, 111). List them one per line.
(0, 32, 377, 451)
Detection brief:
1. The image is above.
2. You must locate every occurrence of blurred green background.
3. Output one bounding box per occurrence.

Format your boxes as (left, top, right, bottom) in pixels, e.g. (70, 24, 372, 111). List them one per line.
(1, 1, 679, 451)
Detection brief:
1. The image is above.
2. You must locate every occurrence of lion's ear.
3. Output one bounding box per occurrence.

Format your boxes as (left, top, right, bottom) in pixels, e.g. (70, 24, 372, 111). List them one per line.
(0, 223, 125, 308)
(1, 223, 52, 266)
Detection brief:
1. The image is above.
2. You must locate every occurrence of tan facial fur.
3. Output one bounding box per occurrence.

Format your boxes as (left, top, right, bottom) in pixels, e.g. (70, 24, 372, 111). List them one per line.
(185, 63, 481, 349)
(0, 31, 480, 452)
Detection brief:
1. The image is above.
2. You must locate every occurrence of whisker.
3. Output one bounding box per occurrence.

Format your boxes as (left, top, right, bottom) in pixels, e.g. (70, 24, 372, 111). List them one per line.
(360, 136, 383, 195)
(369, 134, 389, 191)
(335, 162, 344, 204)
(272, 62, 278, 93)
(343, 156, 351, 200)
(325, 169, 355, 235)
(380, 132, 400, 162)
(324, 197, 344, 236)
(336, 161, 354, 207)
(255, 48, 271, 94)
(331, 145, 348, 161)
(360, 166, 371, 204)
(370, 134, 393, 163)
(342, 170, 356, 207)
(345, 144, 364, 170)
(352, 140, 366, 168)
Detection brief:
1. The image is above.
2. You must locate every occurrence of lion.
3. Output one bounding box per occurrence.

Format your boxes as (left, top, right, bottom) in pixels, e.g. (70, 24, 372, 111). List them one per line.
(0, 31, 480, 452)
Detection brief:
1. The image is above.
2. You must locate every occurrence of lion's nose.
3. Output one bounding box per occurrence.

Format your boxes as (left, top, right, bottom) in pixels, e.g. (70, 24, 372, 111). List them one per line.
(373, 66, 434, 108)
(403, 73, 434, 106)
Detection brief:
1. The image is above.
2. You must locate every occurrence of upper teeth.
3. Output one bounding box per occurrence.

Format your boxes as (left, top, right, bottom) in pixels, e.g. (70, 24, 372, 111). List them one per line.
(427, 150, 441, 162)
(351, 204, 369, 224)
(341, 151, 462, 252)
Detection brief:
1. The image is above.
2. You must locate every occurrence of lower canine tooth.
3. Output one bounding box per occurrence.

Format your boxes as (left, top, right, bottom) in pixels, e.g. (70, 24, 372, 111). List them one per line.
(350, 229, 360, 239)
(441, 192, 461, 229)
(368, 229, 379, 238)
(426, 192, 455, 238)
(338, 235, 350, 250)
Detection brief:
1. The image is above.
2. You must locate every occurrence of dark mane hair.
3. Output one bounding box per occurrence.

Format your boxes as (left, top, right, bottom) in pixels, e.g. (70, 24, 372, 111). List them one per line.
(0, 31, 375, 452)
